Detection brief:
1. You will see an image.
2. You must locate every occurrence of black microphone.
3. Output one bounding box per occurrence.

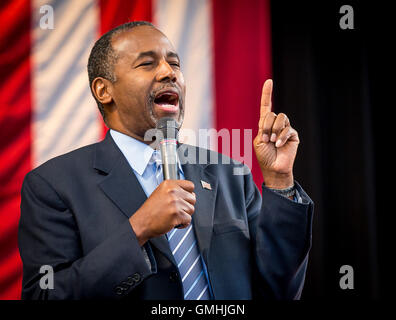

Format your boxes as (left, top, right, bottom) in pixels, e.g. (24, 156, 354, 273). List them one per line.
(156, 117, 180, 180)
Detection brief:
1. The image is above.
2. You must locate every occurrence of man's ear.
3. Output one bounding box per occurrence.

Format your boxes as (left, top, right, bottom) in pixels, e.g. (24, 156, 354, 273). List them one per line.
(91, 77, 113, 105)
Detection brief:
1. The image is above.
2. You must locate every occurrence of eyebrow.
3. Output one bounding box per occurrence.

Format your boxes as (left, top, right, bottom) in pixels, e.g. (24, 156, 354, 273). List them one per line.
(134, 50, 180, 62)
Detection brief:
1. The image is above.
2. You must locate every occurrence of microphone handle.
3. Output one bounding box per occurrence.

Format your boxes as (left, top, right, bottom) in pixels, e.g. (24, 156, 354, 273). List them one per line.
(160, 139, 179, 180)
(159, 139, 181, 228)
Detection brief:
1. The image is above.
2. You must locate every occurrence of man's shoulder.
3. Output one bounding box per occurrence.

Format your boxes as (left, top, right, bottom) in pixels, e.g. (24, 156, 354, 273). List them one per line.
(179, 143, 241, 165)
(28, 141, 100, 180)
(178, 143, 250, 177)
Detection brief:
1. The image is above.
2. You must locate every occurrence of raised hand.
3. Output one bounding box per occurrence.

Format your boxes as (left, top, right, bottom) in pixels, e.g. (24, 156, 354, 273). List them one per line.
(253, 79, 299, 189)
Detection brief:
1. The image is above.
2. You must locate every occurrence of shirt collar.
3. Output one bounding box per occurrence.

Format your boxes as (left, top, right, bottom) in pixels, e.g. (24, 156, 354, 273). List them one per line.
(110, 129, 184, 177)
(110, 129, 154, 176)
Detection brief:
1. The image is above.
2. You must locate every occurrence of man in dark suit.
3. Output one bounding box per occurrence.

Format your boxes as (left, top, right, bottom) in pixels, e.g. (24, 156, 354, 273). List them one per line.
(19, 21, 313, 300)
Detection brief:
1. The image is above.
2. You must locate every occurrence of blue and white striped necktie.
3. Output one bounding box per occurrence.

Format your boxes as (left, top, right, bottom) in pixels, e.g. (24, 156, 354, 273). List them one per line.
(150, 151, 211, 300)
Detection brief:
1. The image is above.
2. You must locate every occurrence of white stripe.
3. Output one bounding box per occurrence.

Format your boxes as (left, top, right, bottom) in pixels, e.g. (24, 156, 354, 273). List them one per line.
(182, 255, 200, 282)
(184, 270, 204, 298)
(32, 0, 100, 167)
(172, 225, 192, 255)
(153, 0, 215, 148)
(177, 240, 196, 267)
(197, 284, 208, 300)
(168, 228, 178, 241)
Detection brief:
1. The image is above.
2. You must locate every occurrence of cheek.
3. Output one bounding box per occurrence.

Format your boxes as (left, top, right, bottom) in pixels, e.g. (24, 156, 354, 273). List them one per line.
(178, 72, 185, 88)
(177, 73, 186, 100)
(114, 78, 148, 108)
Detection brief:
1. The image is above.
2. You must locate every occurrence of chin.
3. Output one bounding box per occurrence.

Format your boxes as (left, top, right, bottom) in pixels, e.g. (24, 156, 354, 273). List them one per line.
(150, 107, 184, 129)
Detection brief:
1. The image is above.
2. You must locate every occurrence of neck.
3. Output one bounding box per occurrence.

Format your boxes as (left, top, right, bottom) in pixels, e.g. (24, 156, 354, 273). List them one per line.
(109, 127, 158, 148)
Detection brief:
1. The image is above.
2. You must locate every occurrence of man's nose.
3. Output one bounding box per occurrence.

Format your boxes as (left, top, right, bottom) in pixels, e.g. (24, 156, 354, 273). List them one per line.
(156, 60, 177, 82)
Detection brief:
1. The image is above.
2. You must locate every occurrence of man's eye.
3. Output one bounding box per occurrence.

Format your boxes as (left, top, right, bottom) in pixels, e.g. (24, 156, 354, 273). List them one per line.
(138, 61, 153, 67)
(170, 62, 180, 67)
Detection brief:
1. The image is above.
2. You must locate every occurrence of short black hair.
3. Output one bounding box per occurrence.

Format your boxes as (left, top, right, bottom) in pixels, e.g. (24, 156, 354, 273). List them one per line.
(87, 21, 155, 123)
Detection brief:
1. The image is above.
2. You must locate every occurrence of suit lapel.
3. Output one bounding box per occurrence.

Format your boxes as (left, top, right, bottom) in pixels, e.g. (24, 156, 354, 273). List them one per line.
(182, 161, 218, 266)
(94, 132, 176, 265)
(94, 132, 147, 219)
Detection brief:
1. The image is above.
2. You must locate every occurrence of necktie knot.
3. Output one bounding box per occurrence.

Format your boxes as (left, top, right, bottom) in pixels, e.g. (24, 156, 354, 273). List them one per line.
(149, 150, 161, 166)
(150, 150, 163, 184)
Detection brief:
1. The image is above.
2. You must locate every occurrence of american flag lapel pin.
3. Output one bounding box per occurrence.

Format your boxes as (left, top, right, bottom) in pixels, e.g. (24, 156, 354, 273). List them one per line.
(200, 180, 212, 190)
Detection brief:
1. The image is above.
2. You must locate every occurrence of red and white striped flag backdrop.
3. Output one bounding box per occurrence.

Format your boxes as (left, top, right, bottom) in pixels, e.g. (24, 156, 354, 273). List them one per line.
(0, 0, 271, 299)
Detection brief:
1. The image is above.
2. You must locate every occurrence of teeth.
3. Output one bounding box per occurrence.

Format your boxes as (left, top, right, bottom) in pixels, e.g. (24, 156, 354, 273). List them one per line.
(156, 103, 178, 110)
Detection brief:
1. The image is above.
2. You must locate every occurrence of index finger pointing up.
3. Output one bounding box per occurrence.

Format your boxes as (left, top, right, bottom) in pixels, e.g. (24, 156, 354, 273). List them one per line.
(260, 79, 273, 117)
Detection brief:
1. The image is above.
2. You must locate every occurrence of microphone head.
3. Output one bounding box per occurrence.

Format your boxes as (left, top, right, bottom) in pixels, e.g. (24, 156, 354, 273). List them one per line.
(156, 117, 179, 141)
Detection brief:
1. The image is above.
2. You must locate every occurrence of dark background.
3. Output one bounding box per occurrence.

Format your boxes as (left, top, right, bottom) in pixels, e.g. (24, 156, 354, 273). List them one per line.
(270, 1, 390, 299)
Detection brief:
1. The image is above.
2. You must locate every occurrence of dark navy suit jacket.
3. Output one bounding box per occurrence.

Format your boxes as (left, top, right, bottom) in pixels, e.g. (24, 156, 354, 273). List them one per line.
(18, 132, 314, 300)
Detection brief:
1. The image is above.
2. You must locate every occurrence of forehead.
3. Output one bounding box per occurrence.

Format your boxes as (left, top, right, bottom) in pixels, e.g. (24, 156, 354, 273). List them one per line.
(111, 26, 176, 59)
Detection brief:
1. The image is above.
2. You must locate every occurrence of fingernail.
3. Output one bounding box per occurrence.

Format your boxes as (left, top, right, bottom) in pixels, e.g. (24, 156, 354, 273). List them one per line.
(263, 134, 269, 142)
(275, 139, 282, 148)
(270, 133, 277, 142)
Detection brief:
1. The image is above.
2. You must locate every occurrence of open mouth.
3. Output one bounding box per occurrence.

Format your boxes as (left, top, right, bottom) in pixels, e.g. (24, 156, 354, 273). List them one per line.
(153, 90, 179, 114)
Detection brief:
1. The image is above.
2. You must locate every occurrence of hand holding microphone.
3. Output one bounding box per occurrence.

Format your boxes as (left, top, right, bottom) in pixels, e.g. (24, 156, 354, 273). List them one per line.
(129, 118, 196, 246)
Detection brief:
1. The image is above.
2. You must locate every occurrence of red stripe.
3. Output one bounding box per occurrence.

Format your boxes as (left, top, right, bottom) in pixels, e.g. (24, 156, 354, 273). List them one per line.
(212, 0, 272, 187)
(99, 0, 152, 138)
(0, 0, 32, 300)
